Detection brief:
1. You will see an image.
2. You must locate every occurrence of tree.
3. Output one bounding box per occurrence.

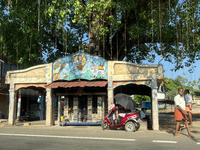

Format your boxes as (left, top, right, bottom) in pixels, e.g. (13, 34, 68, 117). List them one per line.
(0, 0, 200, 69)
(172, 75, 188, 88)
(133, 95, 150, 104)
(163, 76, 180, 100)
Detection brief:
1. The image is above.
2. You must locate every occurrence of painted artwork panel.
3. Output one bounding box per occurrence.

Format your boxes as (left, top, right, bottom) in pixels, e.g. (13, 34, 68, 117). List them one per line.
(52, 53, 108, 81)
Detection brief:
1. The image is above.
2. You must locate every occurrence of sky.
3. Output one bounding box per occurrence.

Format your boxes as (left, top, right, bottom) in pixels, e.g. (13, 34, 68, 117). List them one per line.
(142, 54, 200, 82)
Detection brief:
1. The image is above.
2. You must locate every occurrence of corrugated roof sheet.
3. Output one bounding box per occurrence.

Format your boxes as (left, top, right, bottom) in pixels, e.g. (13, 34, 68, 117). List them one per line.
(45, 81, 107, 88)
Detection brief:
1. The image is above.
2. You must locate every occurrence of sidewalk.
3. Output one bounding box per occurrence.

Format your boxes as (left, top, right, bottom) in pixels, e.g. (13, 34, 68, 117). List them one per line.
(159, 113, 200, 132)
(1, 113, 200, 132)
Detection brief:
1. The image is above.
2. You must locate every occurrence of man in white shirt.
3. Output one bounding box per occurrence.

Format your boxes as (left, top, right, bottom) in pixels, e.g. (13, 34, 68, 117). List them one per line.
(174, 88, 194, 138)
(140, 108, 148, 120)
(184, 89, 193, 125)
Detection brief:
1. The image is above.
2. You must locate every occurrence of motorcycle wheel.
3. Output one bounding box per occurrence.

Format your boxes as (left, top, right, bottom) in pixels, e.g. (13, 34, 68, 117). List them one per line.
(101, 122, 109, 130)
(125, 122, 135, 132)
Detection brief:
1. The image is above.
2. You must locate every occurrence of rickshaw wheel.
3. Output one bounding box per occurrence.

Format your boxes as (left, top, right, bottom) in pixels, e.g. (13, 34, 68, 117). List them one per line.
(135, 123, 140, 131)
(125, 122, 135, 132)
(101, 122, 109, 130)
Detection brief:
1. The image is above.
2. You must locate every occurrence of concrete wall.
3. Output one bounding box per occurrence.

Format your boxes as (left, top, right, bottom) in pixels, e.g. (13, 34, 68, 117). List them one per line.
(0, 94, 9, 118)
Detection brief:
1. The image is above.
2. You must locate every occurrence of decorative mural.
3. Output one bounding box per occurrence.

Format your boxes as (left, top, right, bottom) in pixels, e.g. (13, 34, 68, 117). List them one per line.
(52, 53, 108, 81)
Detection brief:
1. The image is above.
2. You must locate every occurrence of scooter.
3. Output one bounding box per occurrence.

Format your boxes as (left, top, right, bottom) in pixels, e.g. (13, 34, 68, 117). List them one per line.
(101, 106, 140, 132)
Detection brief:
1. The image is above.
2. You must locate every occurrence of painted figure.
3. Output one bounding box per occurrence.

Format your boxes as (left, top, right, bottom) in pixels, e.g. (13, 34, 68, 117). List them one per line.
(91, 63, 106, 78)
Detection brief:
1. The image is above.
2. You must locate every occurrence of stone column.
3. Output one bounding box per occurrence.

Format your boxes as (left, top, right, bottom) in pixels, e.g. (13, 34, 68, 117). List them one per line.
(102, 96, 105, 120)
(108, 89, 114, 111)
(17, 89, 21, 121)
(8, 84, 16, 126)
(152, 74, 159, 131)
(73, 96, 78, 122)
(87, 96, 92, 122)
(46, 88, 53, 126)
(97, 96, 102, 121)
(64, 97, 69, 120)
(57, 96, 61, 126)
(108, 81, 114, 111)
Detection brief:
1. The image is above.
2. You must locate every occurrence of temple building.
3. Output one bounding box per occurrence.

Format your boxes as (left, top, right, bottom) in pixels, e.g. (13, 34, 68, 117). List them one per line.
(5, 52, 163, 130)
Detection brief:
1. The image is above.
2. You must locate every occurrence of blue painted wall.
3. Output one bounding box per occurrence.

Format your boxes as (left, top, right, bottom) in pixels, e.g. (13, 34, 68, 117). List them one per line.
(52, 53, 108, 81)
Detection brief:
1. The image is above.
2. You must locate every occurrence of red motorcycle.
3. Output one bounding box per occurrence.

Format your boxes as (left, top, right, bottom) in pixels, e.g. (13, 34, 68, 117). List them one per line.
(101, 93, 140, 132)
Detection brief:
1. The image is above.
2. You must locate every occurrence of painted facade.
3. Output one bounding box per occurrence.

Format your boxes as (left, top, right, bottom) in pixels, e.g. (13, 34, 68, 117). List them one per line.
(53, 53, 108, 81)
(5, 52, 163, 130)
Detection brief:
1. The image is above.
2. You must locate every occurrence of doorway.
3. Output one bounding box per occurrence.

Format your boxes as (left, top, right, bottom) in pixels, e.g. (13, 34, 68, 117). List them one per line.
(78, 96, 87, 122)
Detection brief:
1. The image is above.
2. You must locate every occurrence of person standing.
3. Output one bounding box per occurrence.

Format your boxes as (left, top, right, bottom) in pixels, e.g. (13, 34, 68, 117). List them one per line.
(174, 88, 194, 138)
(184, 89, 193, 126)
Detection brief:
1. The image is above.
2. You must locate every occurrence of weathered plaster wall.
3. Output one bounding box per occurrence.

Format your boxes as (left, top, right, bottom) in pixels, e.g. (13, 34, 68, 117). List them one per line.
(108, 61, 163, 83)
(5, 63, 52, 85)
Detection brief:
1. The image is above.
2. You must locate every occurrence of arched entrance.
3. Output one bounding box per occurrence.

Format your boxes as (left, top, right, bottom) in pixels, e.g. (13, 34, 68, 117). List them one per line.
(5, 63, 53, 126)
(113, 83, 152, 128)
(114, 83, 151, 96)
(107, 61, 163, 130)
(15, 85, 47, 124)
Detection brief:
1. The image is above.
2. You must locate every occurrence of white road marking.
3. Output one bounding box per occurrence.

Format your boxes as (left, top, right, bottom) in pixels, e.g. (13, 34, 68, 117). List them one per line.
(153, 140, 177, 144)
(0, 133, 135, 142)
(197, 143, 200, 145)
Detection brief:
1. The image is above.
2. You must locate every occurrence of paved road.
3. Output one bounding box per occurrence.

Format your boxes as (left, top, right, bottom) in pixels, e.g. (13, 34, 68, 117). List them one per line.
(0, 126, 199, 150)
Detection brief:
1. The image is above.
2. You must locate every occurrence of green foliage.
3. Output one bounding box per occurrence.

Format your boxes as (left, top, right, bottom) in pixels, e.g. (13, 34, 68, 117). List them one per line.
(163, 75, 200, 100)
(172, 75, 188, 88)
(0, 0, 200, 70)
(133, 95, 150, 104)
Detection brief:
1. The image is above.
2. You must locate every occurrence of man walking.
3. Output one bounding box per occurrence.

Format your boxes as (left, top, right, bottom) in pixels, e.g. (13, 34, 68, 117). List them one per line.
(174, 88, 194, 138)
(184, 89, 193, 125)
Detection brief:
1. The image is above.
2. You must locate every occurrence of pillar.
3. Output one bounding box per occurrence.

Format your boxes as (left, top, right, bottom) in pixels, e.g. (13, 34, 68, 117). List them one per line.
(17, 89, 21, 121)
(40, 95, 45, 120)
(152, 74, 159, 130)
(46, 88, 53, 126)
(73, 96, 78, 122)
(108, 88, 114, 111)
(108, 81, 114, 111)
(57, 96, 61, 126)
(8, 84, 16, 125)
(97, 96, 102, 121)
(102, 96, 105, 120)
(87, 96, 92, 122)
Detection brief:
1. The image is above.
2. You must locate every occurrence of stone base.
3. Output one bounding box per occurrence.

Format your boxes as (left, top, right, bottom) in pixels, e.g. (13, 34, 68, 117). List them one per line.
(139, 120, 148, 130)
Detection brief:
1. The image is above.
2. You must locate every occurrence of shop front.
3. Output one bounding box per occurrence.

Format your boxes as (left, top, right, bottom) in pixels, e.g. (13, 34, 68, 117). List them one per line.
(46, 52, 108, 124)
